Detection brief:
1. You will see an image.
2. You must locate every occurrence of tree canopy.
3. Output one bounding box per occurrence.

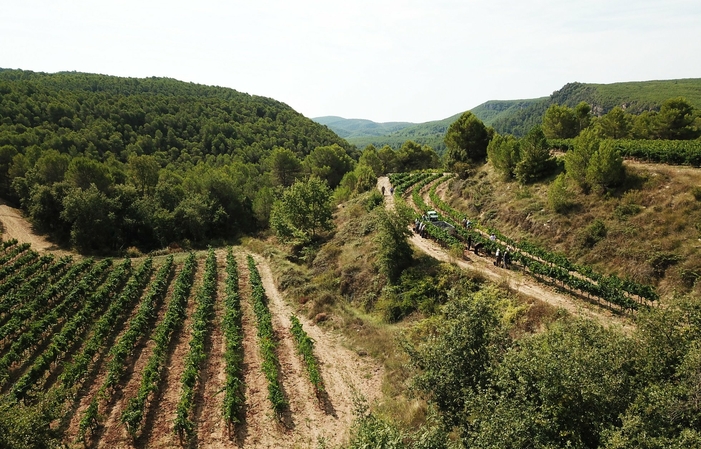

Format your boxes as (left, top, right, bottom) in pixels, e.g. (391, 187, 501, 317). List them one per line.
(0, 69, 354, 252)
(444, 111, 491, 165)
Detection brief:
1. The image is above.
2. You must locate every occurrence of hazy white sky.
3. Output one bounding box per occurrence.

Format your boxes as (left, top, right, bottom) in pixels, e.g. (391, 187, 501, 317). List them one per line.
(2, 1, 700, 123)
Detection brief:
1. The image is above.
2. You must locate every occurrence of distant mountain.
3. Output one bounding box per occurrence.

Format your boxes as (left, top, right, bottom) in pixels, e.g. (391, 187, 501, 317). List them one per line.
(313, 116, 414, 139)
(318, 78, 701, 150)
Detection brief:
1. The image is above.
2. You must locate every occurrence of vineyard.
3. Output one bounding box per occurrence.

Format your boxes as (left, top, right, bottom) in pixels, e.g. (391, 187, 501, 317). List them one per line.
(389, 172, 660, 313)
(0, 243, 382, 448)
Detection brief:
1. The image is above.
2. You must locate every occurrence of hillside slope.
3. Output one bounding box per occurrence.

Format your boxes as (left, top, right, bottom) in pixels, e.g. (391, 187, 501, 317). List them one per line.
(320, 78, 701, 150)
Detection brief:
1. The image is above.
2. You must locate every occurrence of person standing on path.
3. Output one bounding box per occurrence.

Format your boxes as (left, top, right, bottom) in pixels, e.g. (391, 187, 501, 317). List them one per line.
(381, 185, 385, 195)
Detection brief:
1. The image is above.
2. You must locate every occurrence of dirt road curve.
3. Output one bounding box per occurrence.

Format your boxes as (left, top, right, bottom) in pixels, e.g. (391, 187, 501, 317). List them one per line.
(0, 200, 69, 255)
(379, 176, 631, 330)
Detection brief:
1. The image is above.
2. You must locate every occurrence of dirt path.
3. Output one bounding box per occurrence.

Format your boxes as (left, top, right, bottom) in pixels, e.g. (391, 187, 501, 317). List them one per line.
(246, 252, 384, 448)
(380, 176, 632, 330)
(0, 200, 70, 255)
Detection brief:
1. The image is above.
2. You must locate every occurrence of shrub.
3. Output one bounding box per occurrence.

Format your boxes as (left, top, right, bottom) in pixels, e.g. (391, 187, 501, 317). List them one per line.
(548, 173, 574, 213)
(578, 219, 607, 248)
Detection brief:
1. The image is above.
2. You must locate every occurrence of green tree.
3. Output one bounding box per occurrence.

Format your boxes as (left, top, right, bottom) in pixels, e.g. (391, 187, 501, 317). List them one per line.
(575, 101, 592, 133)
(378, 145, 398, 174)
(598, 106, 632, 139)
(267, 147, 302, 187)
(408, 289, 505, 429)
(0, 145, 18, 197)
(375, 209, 413, 283)
(303, 144, 355, 188)
(354, 163, 377, 193)
(565, 127, 601, 191)
(548, 172, 574, 213)
(631, 110, 658, 139)
(542, 104, 579, 139)
(514, 126, 556, 184)
(468, 320, 636, 449)
(444, 111, 490, 165)
(65, 157, 112, 192)
(586, 140, 625, 191)
(34, 150, 70, 185)
(270, 176, 334, 240)
(359, 144, 384, 176)
(61, 185, 119, 251)
(128, 154, 160, 195)
(655, 97, 700, 140)
(396, 141, 439, 172)
(252, 186, 275, 225)
(487, 133, 520, 179)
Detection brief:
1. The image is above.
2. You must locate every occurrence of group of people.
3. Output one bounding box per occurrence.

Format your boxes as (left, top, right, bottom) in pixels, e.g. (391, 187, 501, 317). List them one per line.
(462, 224, 511, 269)
(381, 185, 394, 196)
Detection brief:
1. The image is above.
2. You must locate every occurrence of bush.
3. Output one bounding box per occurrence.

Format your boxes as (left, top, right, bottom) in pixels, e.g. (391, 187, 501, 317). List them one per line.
(578, 219, 607, 248)
(548, 173, 574, 213)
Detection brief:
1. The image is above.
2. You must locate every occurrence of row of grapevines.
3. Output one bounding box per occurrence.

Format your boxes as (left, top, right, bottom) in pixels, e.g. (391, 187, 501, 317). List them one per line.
(0, 258, 95, 343)
(222, 248, 244, 425)
(12, 258, 140, 399)
(0, 255, 71, 316)
(289, 315, 324, 398)
(424, 178, 655, 309)
(0, 238, 18, 251)
(0, 248, 39, 284)
(0, 258, 114, 384)
(61, 257, 155, 392)
(174, 249, 218, 438)
(549, 138, 701, 167)
(121, 253, 197, 438)
(0, 253, 55, 298)
(102, 256, 174, 394)
(247, 255, 286, 416)
(78, 256, 173, 440)
(0, 242, 30, 267)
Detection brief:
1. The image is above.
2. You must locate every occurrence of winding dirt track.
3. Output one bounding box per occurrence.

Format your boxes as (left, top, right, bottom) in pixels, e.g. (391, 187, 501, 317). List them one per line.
(379, 176, 632, 330)
(0, 200, 70, 255)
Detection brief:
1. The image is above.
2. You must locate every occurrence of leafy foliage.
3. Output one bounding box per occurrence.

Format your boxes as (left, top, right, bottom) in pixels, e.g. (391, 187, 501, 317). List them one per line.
(444, 111, 491, 165)
(0, 69, 352, 252)
(270, 176, 334, 240)
(513, 126, 556, 184)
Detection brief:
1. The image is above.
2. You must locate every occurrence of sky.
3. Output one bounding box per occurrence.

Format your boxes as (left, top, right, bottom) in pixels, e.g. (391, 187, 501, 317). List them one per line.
(2, 0, 701, 123)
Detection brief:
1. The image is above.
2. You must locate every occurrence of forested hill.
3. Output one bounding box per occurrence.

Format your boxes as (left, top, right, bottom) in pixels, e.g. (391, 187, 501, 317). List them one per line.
(315, 113, 462, 154)
(0, 68, 349, 157)
(313, 116, 413, 138)
(319, 78, 701, 148)
(0, 69, 353, 253)
(488, 78, 701, 136)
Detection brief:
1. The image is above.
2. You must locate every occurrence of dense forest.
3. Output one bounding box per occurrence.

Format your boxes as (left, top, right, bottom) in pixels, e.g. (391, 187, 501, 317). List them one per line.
(0, 69, 357, 252)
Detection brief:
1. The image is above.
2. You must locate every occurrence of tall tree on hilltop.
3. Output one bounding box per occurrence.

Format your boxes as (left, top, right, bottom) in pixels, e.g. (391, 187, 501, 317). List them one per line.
(444, 112, 491, 166)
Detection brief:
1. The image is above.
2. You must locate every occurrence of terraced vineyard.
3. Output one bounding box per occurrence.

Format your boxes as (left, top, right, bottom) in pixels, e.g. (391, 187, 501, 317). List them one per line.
(0, 243, 382, 448)
(391, 172, 659, 315)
